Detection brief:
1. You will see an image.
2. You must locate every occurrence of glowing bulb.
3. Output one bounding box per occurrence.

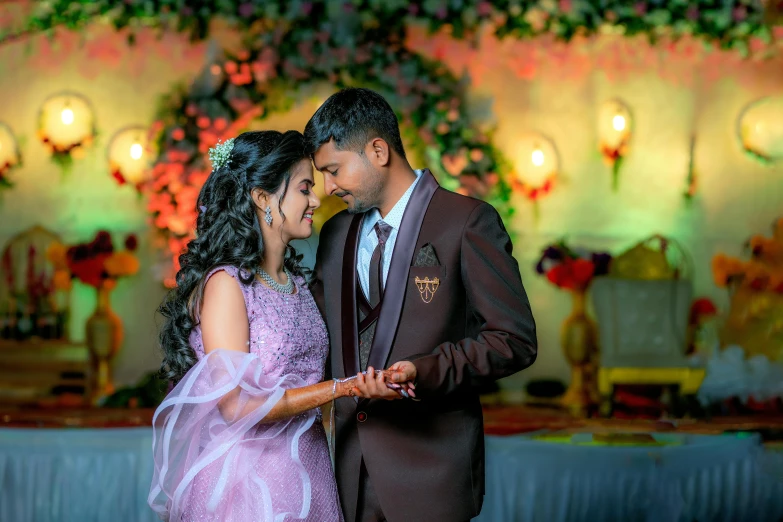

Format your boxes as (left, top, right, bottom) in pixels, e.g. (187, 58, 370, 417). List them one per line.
(130, 143, 143, 160)
(61, 107, 74, 125)
(531, 148, 545, 167)
(612, 114, 626, 132)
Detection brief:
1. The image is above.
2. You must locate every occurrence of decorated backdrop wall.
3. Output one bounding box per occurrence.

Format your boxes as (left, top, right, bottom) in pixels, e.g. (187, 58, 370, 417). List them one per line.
(0, 22, 781, 394)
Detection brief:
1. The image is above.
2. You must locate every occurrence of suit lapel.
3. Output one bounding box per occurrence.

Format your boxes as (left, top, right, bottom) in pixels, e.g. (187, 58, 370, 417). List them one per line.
(341, 213, 364, 378)
(367, 170, 439, 371)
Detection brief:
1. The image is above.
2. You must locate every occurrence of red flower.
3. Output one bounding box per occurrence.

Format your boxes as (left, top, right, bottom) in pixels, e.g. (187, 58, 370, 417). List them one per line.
(112, 169, 126, 185)
(545, 258, 595, 291)
(67, 254, 110, 288)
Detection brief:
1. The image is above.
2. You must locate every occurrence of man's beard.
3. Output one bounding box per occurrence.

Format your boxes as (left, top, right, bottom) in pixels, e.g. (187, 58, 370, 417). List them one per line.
(346, 167, 384, 214)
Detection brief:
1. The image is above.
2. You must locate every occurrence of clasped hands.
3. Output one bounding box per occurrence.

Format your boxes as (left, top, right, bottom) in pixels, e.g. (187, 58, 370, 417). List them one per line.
(337, 361, 417, 400)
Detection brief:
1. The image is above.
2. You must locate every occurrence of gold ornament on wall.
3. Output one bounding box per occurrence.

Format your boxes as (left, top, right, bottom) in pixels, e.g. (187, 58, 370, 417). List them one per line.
(37, 91, 97, 171)
(598, 99, 632, 191)
(107, 126, 153, 192)
(737, 96, 783, 164)
(0, 122, 22, 193)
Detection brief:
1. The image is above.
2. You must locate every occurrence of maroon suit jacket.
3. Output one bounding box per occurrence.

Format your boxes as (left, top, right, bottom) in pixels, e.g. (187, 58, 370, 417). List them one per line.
(312, 170, 537, 522)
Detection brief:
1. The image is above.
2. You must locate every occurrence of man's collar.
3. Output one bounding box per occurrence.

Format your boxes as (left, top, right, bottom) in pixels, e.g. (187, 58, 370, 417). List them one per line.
(362, 169, 423, 236)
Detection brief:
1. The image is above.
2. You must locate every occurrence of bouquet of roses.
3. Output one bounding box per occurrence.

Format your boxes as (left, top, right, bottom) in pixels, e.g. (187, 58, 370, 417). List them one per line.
(47, 231, 140, 290)
(535, 240, 612, 292)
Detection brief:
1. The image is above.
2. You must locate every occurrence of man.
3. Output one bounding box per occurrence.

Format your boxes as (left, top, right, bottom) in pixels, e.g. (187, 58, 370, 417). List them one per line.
(305, 87, 537, 522)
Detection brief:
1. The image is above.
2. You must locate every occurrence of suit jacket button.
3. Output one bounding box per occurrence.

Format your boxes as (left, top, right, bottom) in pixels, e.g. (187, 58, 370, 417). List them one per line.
(357, 411, 367, 423)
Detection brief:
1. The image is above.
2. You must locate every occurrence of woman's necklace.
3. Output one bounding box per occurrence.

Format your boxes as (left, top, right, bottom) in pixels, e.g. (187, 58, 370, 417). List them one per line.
(257, 267, 295, 294)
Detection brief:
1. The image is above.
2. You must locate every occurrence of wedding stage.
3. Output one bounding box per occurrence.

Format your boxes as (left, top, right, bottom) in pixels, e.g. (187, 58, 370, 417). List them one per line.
(1, 407, 782, 522)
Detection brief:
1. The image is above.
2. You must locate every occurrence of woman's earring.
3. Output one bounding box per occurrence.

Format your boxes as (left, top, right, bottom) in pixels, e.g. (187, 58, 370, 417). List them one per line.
(264, 205, 273, 226)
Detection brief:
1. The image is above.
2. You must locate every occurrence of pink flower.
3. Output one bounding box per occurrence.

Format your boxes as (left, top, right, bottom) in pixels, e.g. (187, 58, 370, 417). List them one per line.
(634, 2, 647, 16)
(732, 6, 747, 22)
(238, 3, 254, 17)
(559, 0, 573, 14)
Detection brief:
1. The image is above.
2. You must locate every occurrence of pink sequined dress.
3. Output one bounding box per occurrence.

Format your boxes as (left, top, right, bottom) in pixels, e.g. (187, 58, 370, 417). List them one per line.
(149, 266, 343, 521)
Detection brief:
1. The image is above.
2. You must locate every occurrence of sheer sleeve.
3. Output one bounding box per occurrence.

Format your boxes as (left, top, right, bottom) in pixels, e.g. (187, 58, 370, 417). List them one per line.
(148, 349, 316, 521)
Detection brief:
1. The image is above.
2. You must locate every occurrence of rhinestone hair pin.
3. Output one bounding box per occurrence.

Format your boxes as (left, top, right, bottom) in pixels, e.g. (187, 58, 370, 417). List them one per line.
(208, 138, 235, 172)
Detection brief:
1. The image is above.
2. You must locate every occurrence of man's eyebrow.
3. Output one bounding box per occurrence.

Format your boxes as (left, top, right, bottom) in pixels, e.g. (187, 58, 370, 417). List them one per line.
(315, 162, 337, 172)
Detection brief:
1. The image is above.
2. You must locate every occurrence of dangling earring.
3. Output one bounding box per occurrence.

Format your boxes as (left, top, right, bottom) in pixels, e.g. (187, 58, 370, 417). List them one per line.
(264, 205, 273, 226)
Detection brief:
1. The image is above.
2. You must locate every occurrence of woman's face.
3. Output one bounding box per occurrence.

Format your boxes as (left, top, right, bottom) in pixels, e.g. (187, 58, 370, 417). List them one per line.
(266, 159, 320, 244)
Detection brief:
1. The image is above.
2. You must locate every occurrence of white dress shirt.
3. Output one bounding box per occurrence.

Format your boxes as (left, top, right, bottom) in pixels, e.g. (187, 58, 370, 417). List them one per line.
(356, 169, 423, 299)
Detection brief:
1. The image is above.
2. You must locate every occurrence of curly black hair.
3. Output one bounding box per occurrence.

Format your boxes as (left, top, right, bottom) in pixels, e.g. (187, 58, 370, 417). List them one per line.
(158, 130, 309, 382)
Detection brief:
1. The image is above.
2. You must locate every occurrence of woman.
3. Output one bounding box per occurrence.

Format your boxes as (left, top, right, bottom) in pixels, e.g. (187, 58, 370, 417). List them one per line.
(148, 130, 359, 521)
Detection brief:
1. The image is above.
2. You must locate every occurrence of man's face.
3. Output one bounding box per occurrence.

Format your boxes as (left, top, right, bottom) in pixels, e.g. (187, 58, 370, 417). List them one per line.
(312, 139, 384, 214)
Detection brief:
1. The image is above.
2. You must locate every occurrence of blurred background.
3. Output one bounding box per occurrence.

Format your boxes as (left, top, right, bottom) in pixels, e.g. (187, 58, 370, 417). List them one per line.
(0, 1, 782, 521)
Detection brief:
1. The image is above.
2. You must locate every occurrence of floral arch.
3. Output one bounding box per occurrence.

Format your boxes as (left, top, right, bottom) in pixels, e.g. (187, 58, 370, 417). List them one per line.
(146, 33, 515, 285)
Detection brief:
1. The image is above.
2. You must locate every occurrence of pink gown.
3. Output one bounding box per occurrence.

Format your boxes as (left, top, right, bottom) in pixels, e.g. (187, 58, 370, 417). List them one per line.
(149, 266, 343, 521)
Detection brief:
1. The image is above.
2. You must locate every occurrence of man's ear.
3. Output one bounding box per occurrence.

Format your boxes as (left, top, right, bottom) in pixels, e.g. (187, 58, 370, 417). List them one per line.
(366, 137, 390, 167)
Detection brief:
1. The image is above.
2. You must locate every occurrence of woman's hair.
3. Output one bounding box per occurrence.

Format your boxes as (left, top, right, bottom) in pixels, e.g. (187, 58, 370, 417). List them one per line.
(158, 130, 309, 382)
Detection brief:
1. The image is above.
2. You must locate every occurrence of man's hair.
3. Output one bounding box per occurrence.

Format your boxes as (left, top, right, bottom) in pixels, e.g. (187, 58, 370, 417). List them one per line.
(303, 87, 406, 159)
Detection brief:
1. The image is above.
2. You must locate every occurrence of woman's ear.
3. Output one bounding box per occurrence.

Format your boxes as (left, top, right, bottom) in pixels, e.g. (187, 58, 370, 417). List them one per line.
(251, 188, 268, 210)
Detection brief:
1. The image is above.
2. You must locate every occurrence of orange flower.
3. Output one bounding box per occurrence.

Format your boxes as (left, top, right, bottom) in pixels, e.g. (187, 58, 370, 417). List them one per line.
(743, 260, 771, 290)
(104, 251, 140, 278)
(52, 270, 72, 291)
(46, 242, 68, 269)
(711, 254, 746, 287)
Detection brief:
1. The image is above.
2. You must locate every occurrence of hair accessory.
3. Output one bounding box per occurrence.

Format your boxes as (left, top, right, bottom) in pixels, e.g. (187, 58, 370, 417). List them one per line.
(199, 205, 207, 213)
(208, 138, 235, 172)
(264, 205, 273, 226)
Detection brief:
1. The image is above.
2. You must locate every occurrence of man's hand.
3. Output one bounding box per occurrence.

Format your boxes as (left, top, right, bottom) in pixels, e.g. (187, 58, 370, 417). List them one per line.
(353, 367, 403, 400)
(385, 361, 417, 399)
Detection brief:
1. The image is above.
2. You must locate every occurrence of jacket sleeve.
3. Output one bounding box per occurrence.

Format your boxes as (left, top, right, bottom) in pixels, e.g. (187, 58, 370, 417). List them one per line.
(406, 202, 537, 398)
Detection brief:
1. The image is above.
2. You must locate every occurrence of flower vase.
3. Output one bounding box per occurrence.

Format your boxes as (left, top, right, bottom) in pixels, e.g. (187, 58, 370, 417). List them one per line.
(86, 283, 124, 401)
(559, 289, 598, 413)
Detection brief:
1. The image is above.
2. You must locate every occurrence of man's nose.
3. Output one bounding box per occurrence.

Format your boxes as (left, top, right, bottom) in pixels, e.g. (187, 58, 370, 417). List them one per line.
(323, 175, 338, 196)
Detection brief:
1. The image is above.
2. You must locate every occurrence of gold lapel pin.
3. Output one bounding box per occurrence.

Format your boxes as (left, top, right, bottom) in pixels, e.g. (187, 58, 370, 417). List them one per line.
(415, 276, 440, 303)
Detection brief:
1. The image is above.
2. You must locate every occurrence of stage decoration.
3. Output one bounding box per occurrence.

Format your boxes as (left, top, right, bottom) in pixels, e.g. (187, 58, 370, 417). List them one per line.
(737, 96, 783, 164)
(1, 226, 70, 342)
(510, 132, 558, 219)
(597, 99, 632, 190)
(9, 1, 777, 283)
(535, 240, 613, 412)
(610, 235, 691, 280)
(0, 122, 22, 193)
(688, 297, 720, 357)
(683, 135, 699, 201)
(107, 125, 153, 192)
(37, 91, 96, 171)
(7, 1, 776, 57)
(713, 217, 783, 361)
(48, 231, 140, 398)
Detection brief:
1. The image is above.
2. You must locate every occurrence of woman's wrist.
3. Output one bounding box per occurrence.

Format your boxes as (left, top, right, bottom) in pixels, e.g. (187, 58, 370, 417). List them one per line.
(334, 379, 355, 399)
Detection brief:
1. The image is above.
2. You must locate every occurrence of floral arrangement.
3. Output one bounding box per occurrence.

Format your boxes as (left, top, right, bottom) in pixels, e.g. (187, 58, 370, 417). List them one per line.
(8, 1, 777, 56)
(535, 240, 613, 292)
(0, 158, 19, 192)
(12, 0, 777, 284)
(0, 123, 21, 193)
(47, 231, 140, 290)
(600, 134, 630, 191)
(510, 172, 557, 202)
(712, 217, 783, 293)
